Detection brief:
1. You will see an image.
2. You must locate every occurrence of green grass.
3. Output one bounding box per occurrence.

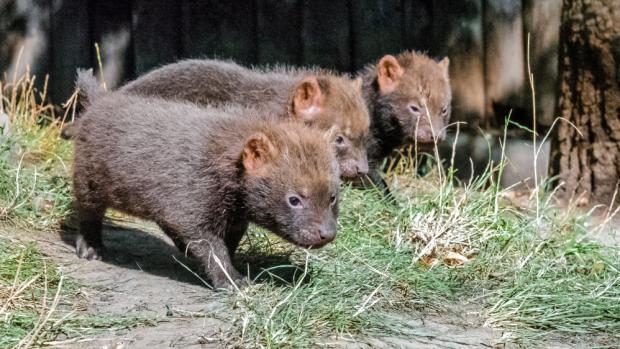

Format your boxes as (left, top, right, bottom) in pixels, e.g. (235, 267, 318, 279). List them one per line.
(1, 72, 619, 348)
(0, 237, 67, 348)
(0, 73, 73, 229)
(225, 158, 620, 347)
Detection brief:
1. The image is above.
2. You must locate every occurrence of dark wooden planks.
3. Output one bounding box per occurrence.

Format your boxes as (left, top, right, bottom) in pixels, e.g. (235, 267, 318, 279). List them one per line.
(350, 0, 404, 70)
(49, 0, 90, 103)
(483, 0, 526, 126)
(133, 0, 182, 75)
(3, 0, 561, 132)
(91, 1, 133, 87)
(432, 0, 485, 125)
(402, 0, 434, 53)
(522, 0, 562, 127)
(301, 0, 352, 71)
(181, 0, 257, 65)
(256, 0, 303, 66)
(1, 0, 51, 97)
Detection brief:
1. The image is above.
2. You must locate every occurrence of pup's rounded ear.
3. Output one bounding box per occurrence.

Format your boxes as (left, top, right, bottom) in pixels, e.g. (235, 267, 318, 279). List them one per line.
(242, 132, 278, 176)
(376, 55, 404, 94)
(292, 76, 324, 122)
(438, 57, 450, 80)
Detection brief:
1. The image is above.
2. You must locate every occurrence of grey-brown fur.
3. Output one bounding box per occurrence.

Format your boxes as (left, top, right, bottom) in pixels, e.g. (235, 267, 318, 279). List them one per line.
(121, 60, 294, 115)
(119, 59, 370, 179)
(72, 73, 340, 289)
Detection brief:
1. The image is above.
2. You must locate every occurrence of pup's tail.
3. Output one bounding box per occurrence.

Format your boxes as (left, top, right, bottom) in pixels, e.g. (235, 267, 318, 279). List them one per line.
(76, 68, 104, 109)
(60, 69, 104, 140)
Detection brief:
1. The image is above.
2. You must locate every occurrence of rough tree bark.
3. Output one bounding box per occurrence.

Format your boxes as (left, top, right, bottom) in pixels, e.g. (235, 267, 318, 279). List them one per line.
(550, 0, 620, 205)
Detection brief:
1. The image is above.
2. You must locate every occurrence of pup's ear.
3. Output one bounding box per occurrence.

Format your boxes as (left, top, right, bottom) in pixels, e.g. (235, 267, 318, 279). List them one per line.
(242, 132, 278, 176)
(292, 76, 324, 122)
(376, 55, 404, 94)
(438, 57, 450, 80)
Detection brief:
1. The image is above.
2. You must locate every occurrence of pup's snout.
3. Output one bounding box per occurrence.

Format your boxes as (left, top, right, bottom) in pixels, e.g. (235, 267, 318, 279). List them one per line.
(340, 159, 366, 179)
(415, 127, 445, 143)
(318, 226, 336, 242)
(356, 158, 369, 175)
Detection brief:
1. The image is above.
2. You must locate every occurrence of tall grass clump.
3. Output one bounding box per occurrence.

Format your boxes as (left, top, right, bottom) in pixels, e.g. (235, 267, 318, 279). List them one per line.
(0, 70, 73, 229)
(392, 149, 620, 344)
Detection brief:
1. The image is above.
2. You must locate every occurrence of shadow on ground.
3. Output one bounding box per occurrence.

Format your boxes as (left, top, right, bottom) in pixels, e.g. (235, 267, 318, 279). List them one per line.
(59, 218, 310, 289)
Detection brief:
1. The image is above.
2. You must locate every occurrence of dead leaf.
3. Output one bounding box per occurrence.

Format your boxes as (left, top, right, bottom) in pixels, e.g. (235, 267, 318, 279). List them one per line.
(444, 251, 470, 266)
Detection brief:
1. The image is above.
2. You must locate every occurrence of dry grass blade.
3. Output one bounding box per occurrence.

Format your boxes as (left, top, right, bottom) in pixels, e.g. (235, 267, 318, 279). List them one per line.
(14, 276, 64, 349)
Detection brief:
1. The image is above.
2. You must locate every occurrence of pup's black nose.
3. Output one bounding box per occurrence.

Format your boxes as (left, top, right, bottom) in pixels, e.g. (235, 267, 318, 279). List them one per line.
(318, 226, 336, 242)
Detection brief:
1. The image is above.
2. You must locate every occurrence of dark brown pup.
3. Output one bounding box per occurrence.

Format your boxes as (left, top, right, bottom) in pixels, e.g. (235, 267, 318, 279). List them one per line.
(361, 51, 452, 179)
(119, 59, 370, 179)
(71, 71, 340, 289)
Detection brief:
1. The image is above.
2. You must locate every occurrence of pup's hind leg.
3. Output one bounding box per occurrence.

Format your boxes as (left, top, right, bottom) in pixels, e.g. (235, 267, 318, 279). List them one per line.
(73, 169, 107, 260)
(75, 204, 106, 260)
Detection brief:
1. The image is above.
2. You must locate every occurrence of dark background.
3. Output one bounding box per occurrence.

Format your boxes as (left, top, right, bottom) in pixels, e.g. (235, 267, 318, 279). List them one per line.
(0, 0, 561, 130)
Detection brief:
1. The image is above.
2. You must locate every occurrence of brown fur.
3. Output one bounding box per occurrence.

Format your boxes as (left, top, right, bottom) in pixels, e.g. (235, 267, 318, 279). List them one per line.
(361, 51, 452, 173)
(120, 59, 370, 179)
(72, 73, 340, 289)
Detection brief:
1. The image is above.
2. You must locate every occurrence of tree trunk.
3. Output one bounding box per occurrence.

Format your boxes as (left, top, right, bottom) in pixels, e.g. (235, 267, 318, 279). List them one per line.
(550, 0, 620, 206)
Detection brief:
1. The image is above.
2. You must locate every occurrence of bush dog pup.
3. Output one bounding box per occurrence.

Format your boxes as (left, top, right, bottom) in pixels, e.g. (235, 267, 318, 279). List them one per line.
(360, 51, 452, 187)
(119, 59, 370, 180)
(72, 71, 341, 289)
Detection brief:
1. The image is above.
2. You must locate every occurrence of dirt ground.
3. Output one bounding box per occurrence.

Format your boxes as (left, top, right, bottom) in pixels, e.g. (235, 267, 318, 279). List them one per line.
(11, 217, 611, 349)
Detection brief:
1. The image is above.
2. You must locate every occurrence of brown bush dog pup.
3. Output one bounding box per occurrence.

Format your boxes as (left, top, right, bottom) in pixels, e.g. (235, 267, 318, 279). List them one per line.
(360, 51, 452, 188)
(97, 59, 368, 179)
(71, 71, 341, 289)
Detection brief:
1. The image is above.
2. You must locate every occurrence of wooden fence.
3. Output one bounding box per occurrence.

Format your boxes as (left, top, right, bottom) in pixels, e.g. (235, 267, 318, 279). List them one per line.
(0, 0, 561, 128)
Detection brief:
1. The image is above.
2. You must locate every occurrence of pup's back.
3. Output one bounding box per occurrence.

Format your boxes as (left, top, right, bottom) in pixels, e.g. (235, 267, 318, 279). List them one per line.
(121, 59, 296, 115)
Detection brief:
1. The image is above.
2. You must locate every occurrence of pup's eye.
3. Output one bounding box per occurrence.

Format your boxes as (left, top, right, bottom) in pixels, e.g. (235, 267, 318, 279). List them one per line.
(335, 136, 345, 145)
(330, 194, 337, 205)
(441, 107, 448, 115)
(409, 105, 420, 113)
(288, 196, 302, 208)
